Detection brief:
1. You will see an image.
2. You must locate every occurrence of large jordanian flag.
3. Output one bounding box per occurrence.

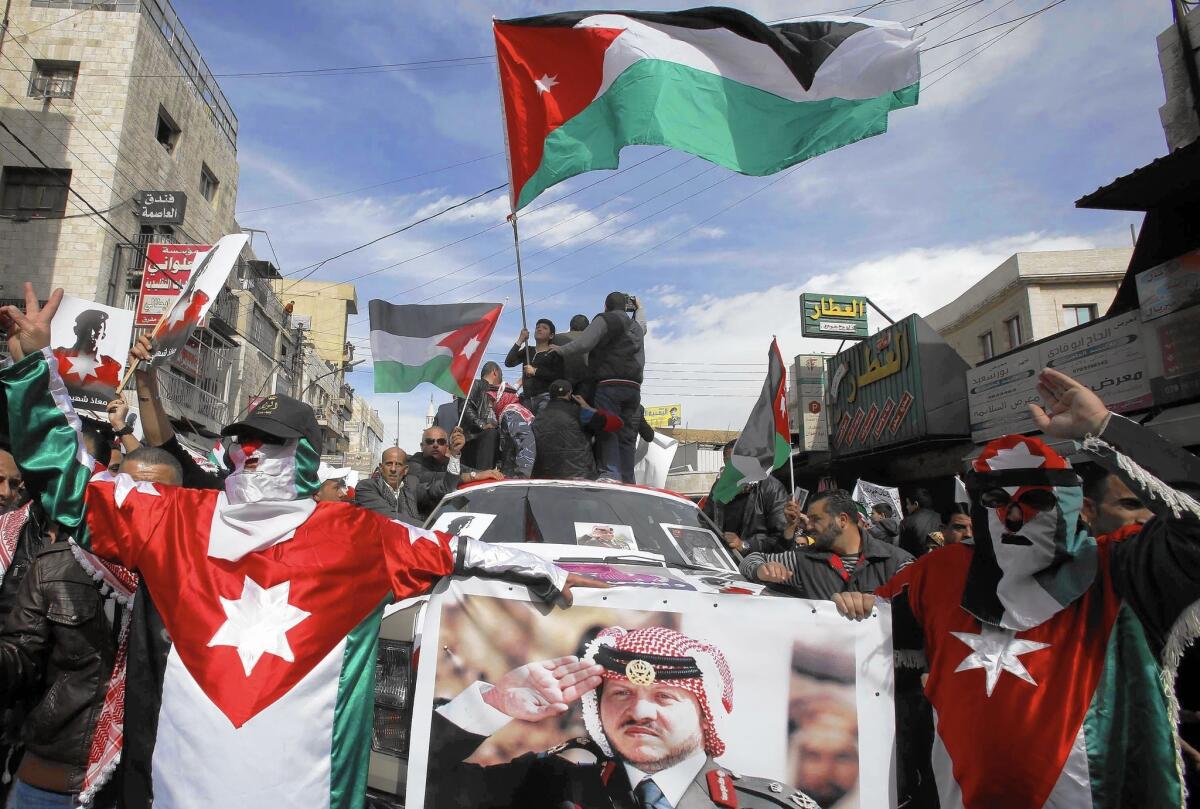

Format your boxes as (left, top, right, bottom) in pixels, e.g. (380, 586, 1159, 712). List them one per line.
(368, 300, 502, 396)
(713, 338, 791, 504)
(495, 8, 921, 210)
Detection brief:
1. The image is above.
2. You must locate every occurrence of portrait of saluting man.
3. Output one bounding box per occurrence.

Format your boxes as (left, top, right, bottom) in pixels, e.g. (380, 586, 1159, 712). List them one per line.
(426, 625, 821, 809)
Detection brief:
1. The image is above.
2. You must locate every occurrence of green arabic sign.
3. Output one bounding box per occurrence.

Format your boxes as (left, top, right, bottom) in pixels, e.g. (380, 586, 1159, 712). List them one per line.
(801, 293, 869, 340)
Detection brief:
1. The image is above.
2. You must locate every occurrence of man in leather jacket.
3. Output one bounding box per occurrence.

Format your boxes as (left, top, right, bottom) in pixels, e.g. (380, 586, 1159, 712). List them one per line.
(459, 363, 501, 470)
(0, 447, 182, 808)
(701, 440, 791, 554)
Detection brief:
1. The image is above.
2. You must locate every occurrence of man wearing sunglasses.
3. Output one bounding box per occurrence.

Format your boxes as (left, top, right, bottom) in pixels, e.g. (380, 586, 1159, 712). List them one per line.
(0, 283, 597, 809)
(835, 367, 1200, 809)
(408, 426, 501, 520)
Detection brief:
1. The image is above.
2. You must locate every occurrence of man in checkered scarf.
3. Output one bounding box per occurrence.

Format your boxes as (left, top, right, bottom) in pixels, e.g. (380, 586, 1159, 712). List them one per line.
(429, 624, 821, 809)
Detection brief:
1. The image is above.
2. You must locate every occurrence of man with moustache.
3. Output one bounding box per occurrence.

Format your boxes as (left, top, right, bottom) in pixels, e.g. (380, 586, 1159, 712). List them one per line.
(427, 625, 820, 809)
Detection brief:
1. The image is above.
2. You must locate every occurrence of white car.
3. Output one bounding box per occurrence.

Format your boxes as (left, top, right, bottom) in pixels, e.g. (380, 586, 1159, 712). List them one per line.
(365, 478, 757, 808)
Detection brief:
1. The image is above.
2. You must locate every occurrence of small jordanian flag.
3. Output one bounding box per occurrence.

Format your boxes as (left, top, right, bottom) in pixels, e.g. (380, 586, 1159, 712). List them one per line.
(713, 338, 791, 504)
(495, 9, 921, 210)
(368, 300, 502, 396)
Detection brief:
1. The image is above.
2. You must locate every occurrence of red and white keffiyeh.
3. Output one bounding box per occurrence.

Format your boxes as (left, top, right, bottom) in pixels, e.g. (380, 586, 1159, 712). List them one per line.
(0, 501, 31, 585)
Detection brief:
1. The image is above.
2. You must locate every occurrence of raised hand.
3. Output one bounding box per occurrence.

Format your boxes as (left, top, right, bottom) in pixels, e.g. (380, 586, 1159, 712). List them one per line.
(0, 282, 64, 361)
(481, 656, 604, 721)
(1029, 368, 1110, 440)
(106, 398, 130, 429)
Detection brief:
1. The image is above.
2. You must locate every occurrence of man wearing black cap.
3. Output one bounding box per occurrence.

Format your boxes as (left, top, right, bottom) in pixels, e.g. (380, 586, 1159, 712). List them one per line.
(0, 282, 598, 809)
(532, 380, 622, 480)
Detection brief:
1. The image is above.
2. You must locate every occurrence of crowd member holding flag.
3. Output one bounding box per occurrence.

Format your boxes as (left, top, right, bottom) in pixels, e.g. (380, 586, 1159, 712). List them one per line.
(505, 319, 563, 414)
(0, 283, 599, 809)
(835, 368, 1200, 809)
(703, 338, 795, 554)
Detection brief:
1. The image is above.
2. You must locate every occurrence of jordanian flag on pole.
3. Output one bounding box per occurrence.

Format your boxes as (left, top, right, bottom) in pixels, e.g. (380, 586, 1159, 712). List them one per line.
(713, 338, 791, 504)
(495, 9, 921, 210)
(368, 300, 502, 396)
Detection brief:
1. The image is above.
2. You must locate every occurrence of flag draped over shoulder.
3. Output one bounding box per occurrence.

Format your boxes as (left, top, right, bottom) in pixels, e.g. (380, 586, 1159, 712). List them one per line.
(713, 339, 791, 504)
(494, 8, 921, 210)
(368, 300, 502, 397)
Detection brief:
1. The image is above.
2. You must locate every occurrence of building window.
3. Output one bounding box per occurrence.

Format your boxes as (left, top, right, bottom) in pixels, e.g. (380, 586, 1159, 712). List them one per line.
(1062, 304, 1098, 329)
(155, 106, 181, 152)
(0, 166, 71, 216)
(1004, 316, 1023, 349)
(199, 163, 218, 202)
(28, 60, 78, 99)
(979, 331, 994, 361)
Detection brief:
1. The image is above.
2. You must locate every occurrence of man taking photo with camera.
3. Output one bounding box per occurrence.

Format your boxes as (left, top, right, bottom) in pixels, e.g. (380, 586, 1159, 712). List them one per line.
(550, 292, 646, 484)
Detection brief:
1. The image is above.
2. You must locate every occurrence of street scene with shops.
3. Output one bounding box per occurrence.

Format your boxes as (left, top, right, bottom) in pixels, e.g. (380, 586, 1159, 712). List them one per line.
(1, 1, 1198, 808)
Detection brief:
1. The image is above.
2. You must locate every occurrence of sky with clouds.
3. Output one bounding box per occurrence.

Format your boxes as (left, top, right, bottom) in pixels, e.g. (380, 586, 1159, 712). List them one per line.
(172, 0, 1173, 449)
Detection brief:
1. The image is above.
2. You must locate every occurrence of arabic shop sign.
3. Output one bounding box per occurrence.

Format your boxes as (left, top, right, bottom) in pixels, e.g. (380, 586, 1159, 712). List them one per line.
(966, 309, 1151, 443)
(827, 315, 970, 456)
(135, 190, 187, 224)
(801, 293, 869, 339)
(135, 243, 212, 327)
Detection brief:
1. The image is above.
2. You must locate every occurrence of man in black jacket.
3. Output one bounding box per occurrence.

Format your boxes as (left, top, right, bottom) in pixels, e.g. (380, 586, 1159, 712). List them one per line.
(550, 293, 646, 483)
(740, 489, 913, 597)
(531, 380, 622, 480)
(460, 363, 501, 470)
(0, 447, 182, 808)
(409, 426, 501, 520)
(504, 319, 563, 414)
(354, 447, 423, 521)
(897, 487, 941, 558)
(701, 440, 792, 554)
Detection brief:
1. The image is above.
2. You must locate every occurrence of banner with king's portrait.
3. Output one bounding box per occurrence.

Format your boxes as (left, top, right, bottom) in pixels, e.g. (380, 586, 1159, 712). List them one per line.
(405, 578, 896, 809)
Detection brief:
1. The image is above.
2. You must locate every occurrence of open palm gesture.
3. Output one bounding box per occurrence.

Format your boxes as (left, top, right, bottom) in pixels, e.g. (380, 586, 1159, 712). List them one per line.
(1028, 368, 1110, 440)
(0, 282, 63, 361)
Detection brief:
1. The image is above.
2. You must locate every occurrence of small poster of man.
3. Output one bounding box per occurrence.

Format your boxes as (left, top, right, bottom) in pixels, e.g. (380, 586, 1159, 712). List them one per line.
(659, 524, 738, 573)
(574, 522, 637, 551)
(149, 233, 248, 367)
(406, 580, 896, 809)
(430, 512, 497, 541)
(49, 295, 134, 413)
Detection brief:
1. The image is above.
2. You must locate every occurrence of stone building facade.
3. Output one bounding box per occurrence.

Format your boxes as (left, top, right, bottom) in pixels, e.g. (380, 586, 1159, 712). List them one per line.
(924, 248, 1131, 367)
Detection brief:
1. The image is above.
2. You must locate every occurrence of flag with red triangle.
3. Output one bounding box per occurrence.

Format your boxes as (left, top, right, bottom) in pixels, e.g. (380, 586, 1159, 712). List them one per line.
(368, 300, 502, 397)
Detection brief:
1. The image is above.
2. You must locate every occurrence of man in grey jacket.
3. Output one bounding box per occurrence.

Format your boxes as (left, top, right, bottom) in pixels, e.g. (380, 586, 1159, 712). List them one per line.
(354, 447, 423, 523)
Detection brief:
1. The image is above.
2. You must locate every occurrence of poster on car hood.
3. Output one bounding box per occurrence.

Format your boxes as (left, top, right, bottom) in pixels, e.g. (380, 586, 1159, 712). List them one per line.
(405, 577, 896, 809)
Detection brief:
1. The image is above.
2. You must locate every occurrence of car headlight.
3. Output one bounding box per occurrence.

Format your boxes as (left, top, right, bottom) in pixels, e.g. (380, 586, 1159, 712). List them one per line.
(372, 640, 414, 757)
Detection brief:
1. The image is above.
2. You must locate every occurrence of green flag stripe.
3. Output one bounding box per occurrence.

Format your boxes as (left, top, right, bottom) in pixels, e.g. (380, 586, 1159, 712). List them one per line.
(372, 356, 462, 396)
(518, 58, 918, 208)
(330, 600, 387, 809)
(1082, 604, 1182, 808)
(2, 350, 92, 534)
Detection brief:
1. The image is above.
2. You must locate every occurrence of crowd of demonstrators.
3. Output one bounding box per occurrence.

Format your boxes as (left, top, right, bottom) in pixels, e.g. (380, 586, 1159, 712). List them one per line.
(702, 440, 793, 554)
(739, 489, 914, 599)
(0, 283, 595, 809)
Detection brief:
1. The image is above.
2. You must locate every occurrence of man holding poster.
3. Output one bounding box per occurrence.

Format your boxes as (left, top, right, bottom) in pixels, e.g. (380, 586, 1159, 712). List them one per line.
(427, 625, 820, 809)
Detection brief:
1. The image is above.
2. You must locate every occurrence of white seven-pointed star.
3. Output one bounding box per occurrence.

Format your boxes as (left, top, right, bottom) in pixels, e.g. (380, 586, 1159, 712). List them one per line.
(208, 576, 311, 677)
(951, 624, 1050, 697)
(65, 353, 100, 382)
(534, 74, 559, 94)
(463, 335, 480, 359)
(985, 442, 1045, 472)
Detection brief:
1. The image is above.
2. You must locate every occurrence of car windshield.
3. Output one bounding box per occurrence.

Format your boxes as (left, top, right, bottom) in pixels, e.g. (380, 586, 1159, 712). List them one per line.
(428, 484, 737, 572)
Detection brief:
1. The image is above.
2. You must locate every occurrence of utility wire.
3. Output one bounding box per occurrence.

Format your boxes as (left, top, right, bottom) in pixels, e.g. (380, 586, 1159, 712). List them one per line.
(924, 0, 1069, 50)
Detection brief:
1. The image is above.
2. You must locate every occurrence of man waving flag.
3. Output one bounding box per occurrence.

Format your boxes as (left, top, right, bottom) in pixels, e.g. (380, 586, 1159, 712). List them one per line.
(713, 338, 791, 504)
(495, 8, 921, 210)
